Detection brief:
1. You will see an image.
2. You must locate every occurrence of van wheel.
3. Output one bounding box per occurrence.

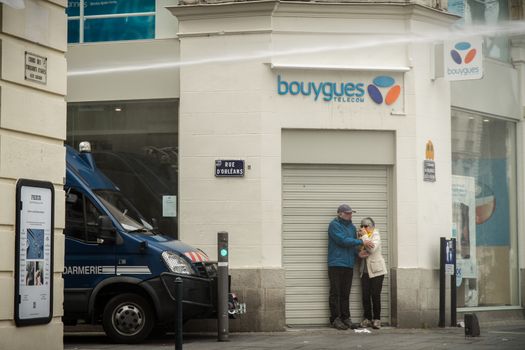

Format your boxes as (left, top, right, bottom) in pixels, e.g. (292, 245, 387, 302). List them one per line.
(102, 293, 154, 343)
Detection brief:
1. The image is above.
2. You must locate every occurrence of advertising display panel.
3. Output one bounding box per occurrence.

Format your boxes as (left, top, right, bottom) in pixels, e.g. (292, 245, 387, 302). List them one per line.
(15, 179, 54, 326)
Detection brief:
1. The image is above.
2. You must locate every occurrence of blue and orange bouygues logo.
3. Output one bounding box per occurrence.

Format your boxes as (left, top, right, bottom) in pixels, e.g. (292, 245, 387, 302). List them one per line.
(367, 76, 400, 105)
(450, 42, 476, 65)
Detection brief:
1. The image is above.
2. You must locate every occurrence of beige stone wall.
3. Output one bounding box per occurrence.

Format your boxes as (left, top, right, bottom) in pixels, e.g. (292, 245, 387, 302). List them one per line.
(185, 268, 286, 332)
(0, 1, 66, 349)
(392, 267, 524, 328)
(192, 0, 447, 10)
(229, 268, 286, 331)
(391, 268, 443, 328)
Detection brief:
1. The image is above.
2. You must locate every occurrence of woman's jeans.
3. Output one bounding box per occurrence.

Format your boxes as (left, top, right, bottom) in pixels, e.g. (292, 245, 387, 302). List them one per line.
(361, 273, 384, 320)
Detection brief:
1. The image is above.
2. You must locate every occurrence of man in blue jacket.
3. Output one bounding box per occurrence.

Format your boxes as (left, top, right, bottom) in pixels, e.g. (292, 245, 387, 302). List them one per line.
(328, 204, 373, 330)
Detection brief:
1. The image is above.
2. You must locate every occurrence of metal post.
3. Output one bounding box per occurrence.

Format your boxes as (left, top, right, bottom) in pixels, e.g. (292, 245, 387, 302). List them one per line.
(450, 238, 457, 327)
(217, 231, 229, 341)
(175, 277, 183, 350)
(439, 237, 445, 327)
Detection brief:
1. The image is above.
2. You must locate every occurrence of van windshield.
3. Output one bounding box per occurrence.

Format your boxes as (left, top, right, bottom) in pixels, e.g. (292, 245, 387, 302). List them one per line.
(94, 190, 154, 234)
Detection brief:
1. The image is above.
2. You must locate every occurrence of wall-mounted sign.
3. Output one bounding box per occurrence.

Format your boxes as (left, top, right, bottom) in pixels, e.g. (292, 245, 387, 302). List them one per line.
(424, 140, 436, 182)
(162, 195, 177, 217)
(276, 74, 402, 107)
(25, 52, 47, 85)
(424, 160, 436, 182)
(444, 37, 483, 81)
(215, 160, 244, 177)
(15, 179, 54, 326)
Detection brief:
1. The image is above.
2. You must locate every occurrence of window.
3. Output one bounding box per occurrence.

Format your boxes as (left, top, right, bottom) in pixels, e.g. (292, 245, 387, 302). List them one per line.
(451, 110, 518, 307)
(65, 188, 105, 242)
(67, 99, 179, 238)
(447, 0, 511, 62)
(67, 0, 155, 44)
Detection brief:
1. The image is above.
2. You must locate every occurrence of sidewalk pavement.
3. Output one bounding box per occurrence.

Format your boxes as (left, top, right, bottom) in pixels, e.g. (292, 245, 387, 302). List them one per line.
(64, 320, 525, 350)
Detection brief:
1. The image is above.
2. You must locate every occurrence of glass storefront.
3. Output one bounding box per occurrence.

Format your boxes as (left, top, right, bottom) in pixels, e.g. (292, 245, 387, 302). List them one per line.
(67, 99, 179, 237)
(451, 109, 518, 307)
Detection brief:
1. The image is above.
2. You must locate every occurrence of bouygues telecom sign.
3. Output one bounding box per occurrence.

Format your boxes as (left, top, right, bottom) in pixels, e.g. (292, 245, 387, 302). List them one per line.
(444, 38, 483, 81)
(277, 74, 401, 105)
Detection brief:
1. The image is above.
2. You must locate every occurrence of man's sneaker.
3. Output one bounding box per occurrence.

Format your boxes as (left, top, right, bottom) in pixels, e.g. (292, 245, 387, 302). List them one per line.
(360, 318, 371, 328)
(372, 319, 381, 329)
(331, 317, 348, 330)
(342, 318, 359, 329)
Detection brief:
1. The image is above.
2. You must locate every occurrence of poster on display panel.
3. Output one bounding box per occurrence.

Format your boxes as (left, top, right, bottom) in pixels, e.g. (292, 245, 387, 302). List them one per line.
(15, 179, 54, 326)
(451, 175, 478, 306)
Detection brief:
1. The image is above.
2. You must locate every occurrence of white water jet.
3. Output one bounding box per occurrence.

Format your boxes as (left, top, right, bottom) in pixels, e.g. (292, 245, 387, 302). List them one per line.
(68, 21, 525, 77)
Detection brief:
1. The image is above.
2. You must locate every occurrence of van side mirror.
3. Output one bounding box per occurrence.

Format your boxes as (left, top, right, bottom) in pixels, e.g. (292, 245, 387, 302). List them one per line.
(97, 215, 122, 245)
(151, 218, 159, 231)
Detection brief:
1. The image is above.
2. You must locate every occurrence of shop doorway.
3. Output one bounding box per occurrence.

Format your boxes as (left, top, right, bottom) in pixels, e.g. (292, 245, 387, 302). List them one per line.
(282, 163, 391, 326)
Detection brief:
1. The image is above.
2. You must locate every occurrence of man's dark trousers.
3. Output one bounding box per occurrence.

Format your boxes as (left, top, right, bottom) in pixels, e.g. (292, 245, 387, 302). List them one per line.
(328, 266, 353, 323)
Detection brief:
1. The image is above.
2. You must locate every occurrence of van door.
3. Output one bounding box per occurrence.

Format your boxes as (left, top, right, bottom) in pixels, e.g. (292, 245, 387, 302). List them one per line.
(94, 190, 156, 277)
(63, 188, 117, 314)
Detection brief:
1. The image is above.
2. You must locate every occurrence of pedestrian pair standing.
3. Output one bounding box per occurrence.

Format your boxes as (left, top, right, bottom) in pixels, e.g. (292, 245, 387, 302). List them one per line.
(327, 204, 386, 330)
(327, 204, 373, 330)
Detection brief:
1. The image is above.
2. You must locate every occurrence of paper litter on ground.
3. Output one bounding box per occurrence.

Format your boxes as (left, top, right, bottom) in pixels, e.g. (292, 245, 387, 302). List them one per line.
(354, 328, 372, 333)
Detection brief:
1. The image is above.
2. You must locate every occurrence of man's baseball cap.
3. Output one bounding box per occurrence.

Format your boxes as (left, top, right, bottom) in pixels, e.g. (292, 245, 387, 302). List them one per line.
(337, 204, 356, 213)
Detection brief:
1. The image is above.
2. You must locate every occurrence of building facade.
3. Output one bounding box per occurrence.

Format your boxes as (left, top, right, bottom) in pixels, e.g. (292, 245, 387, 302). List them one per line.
(1, 3, 523, 348)
(168, 0, 451, 329)
(66, 0, 525, 331)
(165, 0, 525, 329)
(0, 1, 67, 349)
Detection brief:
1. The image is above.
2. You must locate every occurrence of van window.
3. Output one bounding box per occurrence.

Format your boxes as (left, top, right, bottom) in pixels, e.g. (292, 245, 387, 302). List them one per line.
(65, 188, 104, 242)
(66, 99, 179, 238)
(95, 191, 153, 233)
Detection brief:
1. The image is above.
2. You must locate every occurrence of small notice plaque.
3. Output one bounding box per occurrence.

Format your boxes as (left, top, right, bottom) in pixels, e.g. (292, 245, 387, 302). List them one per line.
(423, 160, 436, 182)
(215, 160, 244, 177)
(162, 195, 177, 217)
(25, 52, 47, 85)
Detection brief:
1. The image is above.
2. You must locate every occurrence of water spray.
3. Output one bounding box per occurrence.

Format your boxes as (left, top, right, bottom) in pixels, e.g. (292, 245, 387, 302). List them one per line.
(67, 21, 525, 77)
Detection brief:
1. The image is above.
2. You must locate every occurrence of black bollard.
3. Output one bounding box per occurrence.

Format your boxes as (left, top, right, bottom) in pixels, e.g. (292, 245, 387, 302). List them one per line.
(175, 277, 183, 350)
(439, 237, 445, 327)
(217, 231, 229, 341)
(450, 238, 457, 327)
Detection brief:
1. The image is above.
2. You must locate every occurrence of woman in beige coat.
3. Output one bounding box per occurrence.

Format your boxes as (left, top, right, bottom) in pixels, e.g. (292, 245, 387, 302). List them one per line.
(358, 217, 387, 329)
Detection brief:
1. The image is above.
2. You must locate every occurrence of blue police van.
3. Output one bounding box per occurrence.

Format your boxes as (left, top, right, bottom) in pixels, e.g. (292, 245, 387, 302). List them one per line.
(63, 142, 243, 343)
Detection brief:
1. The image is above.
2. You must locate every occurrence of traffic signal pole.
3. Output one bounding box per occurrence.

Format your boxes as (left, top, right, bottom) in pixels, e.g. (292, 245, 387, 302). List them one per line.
(217, 231, 229, 341)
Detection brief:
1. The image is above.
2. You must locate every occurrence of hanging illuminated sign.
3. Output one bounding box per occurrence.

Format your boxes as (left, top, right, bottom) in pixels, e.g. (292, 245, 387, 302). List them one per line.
(444, 38, 483, 81)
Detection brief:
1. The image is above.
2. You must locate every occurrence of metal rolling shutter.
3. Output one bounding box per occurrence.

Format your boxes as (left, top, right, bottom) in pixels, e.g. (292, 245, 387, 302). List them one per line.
(283, 164, 391, 327)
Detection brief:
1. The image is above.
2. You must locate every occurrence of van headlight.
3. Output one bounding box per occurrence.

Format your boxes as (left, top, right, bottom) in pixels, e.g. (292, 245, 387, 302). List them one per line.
(161, 251, 194, 275)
